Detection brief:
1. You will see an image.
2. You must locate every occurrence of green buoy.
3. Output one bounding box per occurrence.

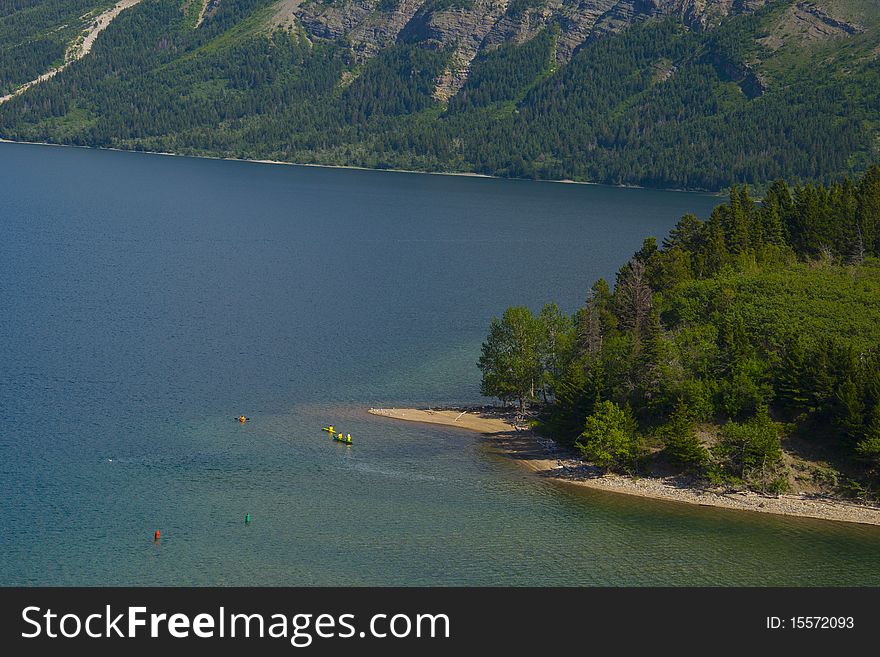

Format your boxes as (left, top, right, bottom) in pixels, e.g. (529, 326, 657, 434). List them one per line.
(245, 513, 251, 525)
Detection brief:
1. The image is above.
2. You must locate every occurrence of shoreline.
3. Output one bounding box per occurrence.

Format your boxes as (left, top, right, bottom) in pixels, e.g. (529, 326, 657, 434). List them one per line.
(0, 138, 718, 195)
(368, 407, 880, 527)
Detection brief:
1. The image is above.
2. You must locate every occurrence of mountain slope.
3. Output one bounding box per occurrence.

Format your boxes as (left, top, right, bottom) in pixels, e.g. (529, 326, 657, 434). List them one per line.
(0, 0, 118, 96)
(0, 0, 877, 190)
(0, 0, 143, 103)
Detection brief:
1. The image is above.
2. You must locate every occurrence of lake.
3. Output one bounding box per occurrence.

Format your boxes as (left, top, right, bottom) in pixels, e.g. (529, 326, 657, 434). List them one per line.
(2, 141, 879, 585)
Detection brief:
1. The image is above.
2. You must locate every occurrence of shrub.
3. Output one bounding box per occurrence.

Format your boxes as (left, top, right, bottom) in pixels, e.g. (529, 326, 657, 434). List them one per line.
(716, 405, 784, 493)
(576, 401, 640, 473)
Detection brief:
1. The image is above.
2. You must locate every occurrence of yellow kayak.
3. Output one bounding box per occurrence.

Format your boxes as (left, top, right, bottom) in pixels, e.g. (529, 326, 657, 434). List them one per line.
(333, 432, 352, 445)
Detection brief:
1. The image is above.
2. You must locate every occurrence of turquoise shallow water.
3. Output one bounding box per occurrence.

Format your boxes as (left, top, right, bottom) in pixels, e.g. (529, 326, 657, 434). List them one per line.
(2, 142, 879, 586)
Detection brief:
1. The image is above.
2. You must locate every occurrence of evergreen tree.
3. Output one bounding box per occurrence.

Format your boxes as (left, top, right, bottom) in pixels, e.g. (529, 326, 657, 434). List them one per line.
(856, 404, 880, 470)
(634, 308, 665, 407)
(856, 166, 880, 256)
(760, 199, 785, 246)
(614, 259, 652, 342)
(589, 278, 617, 335)
(547, 356, 604, 445)
(478, 167, 880, 495)
(723, 187, 750, 255)
(702, 210, 729, 274)
(776, 334, 811, 411)
(717, 310, 750, 374)
(739, 186, 763, 250)
(576, 400, 640, 473)
(661, 397, 709, 470)
(663, 214, 703, 251)
(576, 298, 602, 357)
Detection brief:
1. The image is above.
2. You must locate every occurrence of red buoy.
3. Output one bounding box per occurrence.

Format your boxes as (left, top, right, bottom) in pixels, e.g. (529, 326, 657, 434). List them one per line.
(154, 530, 160, 542)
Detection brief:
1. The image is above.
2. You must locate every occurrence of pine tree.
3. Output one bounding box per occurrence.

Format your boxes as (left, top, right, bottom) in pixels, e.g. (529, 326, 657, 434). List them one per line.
(589, 278, 617, 335)
(547, 358, 592, 445)
(634, 308, 665, 406)
(856, 165, 880, 256)
(831, 178, 860, 260)
(806, 342, 836, 415)
(764, 179, 794, 244)
(760, 200, 785, 245)
(703, 209, 729, 274)
(836, 377, 866, 442)
(662, 397, 709, 470)
(776, 333, 811, 411)
(856, 403, 880, 469)
(576, 298, 602, 357)
(723, 187, 751, 255)
(663, 213, 703, 251)
(740, 186, 763, 249)
(717, 310, 750, 374)
(615, 259, 652, 342)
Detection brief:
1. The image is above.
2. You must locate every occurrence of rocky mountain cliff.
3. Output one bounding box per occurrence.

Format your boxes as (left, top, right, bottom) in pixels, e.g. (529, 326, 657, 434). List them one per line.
(274, 0, 770, 96)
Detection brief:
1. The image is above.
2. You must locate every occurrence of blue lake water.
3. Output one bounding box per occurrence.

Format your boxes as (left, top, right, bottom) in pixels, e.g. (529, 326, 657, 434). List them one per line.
(2, 141, 879, 585)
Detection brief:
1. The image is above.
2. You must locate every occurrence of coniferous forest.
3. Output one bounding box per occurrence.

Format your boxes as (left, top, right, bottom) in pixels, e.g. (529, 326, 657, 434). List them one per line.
(478, 169, 880, 497)
(1, 0, 878, 190)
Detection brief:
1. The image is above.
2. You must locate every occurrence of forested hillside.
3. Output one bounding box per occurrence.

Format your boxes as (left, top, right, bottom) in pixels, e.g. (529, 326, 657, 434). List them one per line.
(0, 0, 878, 189)
(479, 167, 880, 498)
(0, 0, 114, 96)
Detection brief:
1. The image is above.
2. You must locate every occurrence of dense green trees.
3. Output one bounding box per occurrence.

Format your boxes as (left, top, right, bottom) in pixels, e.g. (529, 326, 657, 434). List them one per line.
(856, 407, 880, 470)
(446, 28, 555, 114)
(478, 306, 541, 411)
(1, 2, 877, 190)
(660, 398, 708, 471)
(716, 407, 784, 492)
(477, 303, 574, 411)
(479, 168, 880, 494)
(0, 0, 111, 95)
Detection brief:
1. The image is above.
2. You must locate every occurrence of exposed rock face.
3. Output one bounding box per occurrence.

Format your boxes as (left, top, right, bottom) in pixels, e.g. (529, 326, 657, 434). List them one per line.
(481, 2, 556, 50)
(202, 0, 221, 24)
(794, 2, 865, 36)
(280, 0, 769, 57)
(398, 0, 510, 52)
(293, 0, 429, 59)
(269, 0, 307, 31)
(652, 0, 767, 30)
(553, 0, 620, 60)
(433, 47, 476, 101)
(268, 0, 773, 94)
(399, 0, 514, 98)
(589, 0, 769, 41)
(759, 1, 865, 51)
(707, 49, 767, 97)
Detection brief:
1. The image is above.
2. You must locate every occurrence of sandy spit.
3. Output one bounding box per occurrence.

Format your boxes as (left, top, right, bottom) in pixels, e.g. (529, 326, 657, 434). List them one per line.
(368, 407, 880, 527)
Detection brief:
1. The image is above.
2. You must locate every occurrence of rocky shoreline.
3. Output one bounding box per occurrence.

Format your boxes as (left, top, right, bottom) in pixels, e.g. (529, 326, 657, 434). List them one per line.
(368, 406, 880, 527)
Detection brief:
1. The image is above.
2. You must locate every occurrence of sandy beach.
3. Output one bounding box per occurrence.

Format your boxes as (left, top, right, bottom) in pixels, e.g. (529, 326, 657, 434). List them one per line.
(368, 407, 880, 527)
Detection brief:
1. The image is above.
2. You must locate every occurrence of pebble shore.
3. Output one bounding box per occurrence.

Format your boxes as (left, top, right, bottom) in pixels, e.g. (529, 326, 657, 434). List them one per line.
(369, 406, 880, 526)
